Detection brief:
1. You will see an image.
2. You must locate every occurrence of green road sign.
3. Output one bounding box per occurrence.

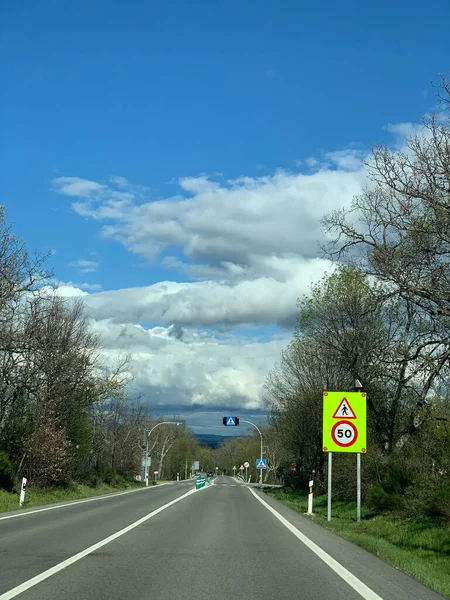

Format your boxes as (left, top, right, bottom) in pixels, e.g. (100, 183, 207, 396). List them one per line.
(322, 392, 367, 453)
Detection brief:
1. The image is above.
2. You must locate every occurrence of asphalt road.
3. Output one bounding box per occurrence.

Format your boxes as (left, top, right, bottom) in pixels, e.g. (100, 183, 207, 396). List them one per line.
(0, 476, 445, 600)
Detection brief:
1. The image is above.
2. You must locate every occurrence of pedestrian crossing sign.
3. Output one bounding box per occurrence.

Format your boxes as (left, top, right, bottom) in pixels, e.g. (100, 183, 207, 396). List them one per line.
(256, 459, 267, 469)
(222, 416, 239, 426)
(323, 392, 367, 453)
(332, 397, 356, 419)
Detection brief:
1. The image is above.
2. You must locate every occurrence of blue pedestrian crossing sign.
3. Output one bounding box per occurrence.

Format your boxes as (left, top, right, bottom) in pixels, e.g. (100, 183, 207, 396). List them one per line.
(222, 416, 239, 426)
(256, 459, 267, 469)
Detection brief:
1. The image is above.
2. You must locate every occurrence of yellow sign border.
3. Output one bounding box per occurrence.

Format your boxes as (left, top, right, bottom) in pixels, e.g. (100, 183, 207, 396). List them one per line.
(322, 391, 367, 453)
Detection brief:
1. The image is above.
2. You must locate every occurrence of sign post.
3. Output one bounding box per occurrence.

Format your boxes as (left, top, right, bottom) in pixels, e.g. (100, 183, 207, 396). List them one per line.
(244, 461, 249, 482)
(327, 452, 332, 522)
(323, 391, 367, 521)
(357, 453, 361, 521)
(256, 458, 267, 478)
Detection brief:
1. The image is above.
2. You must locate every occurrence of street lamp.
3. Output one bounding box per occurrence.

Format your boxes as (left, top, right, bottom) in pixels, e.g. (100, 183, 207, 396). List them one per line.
(240, 420, 264, 486)
(143, 421, 181, 486)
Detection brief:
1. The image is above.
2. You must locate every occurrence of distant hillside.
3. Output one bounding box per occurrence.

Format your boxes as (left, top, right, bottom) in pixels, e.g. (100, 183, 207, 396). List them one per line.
(194, 433, 230, 448)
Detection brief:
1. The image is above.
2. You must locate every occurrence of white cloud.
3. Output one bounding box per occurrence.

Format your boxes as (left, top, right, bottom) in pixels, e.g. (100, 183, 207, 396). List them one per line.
(91, 318, 290, 410)
(56, 167, 365, 273)
(324, 149, 365, 171)
(384, 122, 428, 147)
(52, 159, 367, 409)
(40, 284, 89, 298)
(68, 259, 100, 274)
(53, 279, 102, 291)
(53, 123, 422, 412)
(52, 177, 107, 197)
(109, 175, 129, 188)
(82, 258, 331, 328)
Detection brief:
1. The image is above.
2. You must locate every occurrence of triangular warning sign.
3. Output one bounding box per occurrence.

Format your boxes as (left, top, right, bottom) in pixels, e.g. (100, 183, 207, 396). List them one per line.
(332, 397, 356, 419)
(227, 417, 235, 425)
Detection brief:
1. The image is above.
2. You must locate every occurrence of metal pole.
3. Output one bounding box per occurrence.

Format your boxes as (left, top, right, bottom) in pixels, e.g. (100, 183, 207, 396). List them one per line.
(240, 420, 264, 486)
(357, 452, 361, 522)
(144, 437, 149, 487)
(354, 380, 363, 523)
(260, 435, 263, 485)
(327, 452, 332, 522)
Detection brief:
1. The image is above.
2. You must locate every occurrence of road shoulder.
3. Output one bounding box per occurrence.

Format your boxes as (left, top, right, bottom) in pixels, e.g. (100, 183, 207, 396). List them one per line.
(250, 487, 446, 600)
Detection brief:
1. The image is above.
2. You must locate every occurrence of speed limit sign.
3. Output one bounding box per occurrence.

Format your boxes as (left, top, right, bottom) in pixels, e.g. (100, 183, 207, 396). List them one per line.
(331, 421, 358, 447)
(323, 392, 366, 453)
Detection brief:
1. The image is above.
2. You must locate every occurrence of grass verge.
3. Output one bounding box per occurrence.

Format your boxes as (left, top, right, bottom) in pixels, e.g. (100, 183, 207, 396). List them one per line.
(264, 488, 450, 598)
(0, 480, 146, 514)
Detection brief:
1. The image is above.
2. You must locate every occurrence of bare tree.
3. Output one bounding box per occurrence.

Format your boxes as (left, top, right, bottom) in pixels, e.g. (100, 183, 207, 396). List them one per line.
(0, 206, 52, 441)
(323, 74, 450, 321)
(0, 205, 52, 317)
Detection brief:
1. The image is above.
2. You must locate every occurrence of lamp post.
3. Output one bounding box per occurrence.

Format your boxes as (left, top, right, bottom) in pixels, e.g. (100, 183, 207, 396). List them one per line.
(143, 421, 181, 486)
(240, 420, 264, 486)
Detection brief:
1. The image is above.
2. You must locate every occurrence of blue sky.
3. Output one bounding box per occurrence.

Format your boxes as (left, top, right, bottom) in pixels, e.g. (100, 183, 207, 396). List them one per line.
(1, 0, 449, 433)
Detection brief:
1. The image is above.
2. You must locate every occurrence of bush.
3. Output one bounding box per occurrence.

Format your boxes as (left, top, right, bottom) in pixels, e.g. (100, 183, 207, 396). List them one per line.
(0, 451, 15, 492)
(425, 478, 450, 521)
(87, 473, 103, 488)
(382, 464, 413, 494)
(401, 482, 430, 518)
(367, 483, 395, 512)
(95, 468, 129, 488)
(96, 467, 117, 485)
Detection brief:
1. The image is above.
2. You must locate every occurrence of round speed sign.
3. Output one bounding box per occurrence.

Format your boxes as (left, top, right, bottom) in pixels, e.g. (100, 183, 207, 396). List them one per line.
(331, 420, 358, 448)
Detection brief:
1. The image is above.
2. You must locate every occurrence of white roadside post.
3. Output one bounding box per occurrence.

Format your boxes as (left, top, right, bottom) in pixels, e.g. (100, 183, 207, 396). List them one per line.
(307, 477, 314, 515)
(19, 477, 27, 507)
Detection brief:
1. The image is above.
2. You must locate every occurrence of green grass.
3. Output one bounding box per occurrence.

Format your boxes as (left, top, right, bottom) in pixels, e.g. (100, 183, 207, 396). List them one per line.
(265, 488, 450, 598)
(0, 480, 145, 514)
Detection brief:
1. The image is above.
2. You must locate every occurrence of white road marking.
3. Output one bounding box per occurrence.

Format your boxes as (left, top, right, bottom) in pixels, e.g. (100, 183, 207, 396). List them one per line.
(0, 484, 213, 600)
(249, 488, 383, 600)
(0, 481, 185, 522)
